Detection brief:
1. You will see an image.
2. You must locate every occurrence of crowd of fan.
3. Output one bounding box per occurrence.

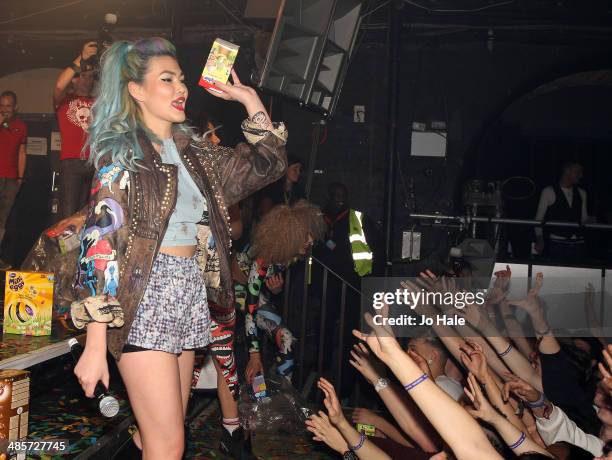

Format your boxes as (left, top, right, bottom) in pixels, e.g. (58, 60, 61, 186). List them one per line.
(304, 267, 612, 460)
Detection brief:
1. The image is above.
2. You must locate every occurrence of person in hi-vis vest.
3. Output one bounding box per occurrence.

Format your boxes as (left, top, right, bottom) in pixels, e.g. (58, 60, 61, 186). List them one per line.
(313, 182, 381, 398)
(319, 182, 379, 284)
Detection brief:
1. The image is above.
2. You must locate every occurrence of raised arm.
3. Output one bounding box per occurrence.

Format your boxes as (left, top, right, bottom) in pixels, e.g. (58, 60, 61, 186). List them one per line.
(503, 373, 604, 457)
(499, 300, 535, 358)
(204, 70, 287, 206)
(354, 312, 502, 460)
(404, 276, 510, 378)
(351, 408, 414, 447)
(54, 42, 98, 106)
(464, 373, 552, 457)
(583, 283, 609, 346)
(459, 340, 529, 434)
(464, 307, 542, 391)
(318, 378, 391, 460)
(455, 269, 541, 390)
(508, 273, 560, 356)
(349, 343, 439, 452)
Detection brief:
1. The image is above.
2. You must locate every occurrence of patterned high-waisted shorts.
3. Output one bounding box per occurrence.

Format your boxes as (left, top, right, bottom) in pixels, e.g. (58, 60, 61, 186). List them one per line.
(125, 252, 211, 354)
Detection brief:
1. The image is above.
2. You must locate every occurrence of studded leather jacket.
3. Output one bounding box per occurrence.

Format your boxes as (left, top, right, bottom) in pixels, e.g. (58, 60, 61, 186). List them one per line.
(70, 120, 287, 361)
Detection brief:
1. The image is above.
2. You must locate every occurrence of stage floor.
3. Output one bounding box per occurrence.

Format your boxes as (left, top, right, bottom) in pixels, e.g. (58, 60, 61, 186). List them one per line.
(20, 373, 337, 459)
(0, 321, 337, 459)
(186, 399, 338, 460)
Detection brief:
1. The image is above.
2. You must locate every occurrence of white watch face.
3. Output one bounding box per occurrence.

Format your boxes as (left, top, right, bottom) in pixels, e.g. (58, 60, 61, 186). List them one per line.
(375, 378, 388, 390)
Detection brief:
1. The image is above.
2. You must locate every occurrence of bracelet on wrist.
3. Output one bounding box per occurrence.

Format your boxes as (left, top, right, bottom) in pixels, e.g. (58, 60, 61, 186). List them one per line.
(348, 431, 366, 452)
(534, 324, 551, 336)
(497, 343, 513, 357)
(508, 431, 526, 450)
(403, 373, 428, 392)
(525, 392, 546, 409)
(69, 63, 81, 73)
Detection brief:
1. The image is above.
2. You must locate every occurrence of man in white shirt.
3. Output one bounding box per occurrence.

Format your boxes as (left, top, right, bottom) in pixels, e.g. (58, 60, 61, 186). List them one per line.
(534, 161, 588, 262)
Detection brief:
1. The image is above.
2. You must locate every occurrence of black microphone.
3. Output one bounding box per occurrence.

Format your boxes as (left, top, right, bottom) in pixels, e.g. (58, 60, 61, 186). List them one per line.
(68, 338, 120, 418)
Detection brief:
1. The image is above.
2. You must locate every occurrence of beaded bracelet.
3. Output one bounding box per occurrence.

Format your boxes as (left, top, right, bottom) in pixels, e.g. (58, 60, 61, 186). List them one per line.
(349, 432, 366, 452)
(525, 392, 546, 409)
(404, 373, 429, 391)
(508, 432, 526, 450)
(498, 343, 513, 358)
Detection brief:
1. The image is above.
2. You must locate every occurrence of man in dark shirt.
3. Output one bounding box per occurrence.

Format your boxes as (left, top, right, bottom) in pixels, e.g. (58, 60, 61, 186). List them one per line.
(534, 161, 589, 262)
(316, 182, 380, 284)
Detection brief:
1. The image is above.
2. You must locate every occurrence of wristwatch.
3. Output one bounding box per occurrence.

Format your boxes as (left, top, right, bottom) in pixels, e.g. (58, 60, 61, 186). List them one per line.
(342, 450, 358, 460)
(374, 377, 389, 393)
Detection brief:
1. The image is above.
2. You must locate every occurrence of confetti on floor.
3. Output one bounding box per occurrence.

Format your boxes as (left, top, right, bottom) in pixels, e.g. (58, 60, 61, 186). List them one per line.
(25, 380, 131, 459)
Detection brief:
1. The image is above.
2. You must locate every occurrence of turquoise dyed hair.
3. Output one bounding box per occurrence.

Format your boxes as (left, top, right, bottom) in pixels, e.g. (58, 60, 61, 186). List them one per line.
(85, 37, 192, 171)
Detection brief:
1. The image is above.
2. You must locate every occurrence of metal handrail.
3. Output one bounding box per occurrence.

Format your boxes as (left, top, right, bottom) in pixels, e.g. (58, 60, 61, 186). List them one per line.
(283, 254, 362, 396)
(309, 255, 362, 294)
(410, 212, 612, 230)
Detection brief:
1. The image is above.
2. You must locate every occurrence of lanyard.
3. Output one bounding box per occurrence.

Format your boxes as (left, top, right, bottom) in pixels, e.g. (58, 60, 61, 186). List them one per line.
(324, 209, 349, 238)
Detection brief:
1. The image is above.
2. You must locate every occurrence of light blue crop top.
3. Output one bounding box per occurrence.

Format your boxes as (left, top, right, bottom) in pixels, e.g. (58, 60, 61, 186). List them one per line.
(160, 138, 206, 247)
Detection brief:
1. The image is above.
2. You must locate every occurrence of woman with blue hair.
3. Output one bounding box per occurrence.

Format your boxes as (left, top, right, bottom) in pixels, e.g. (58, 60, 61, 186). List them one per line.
(69, 37, 287, 459)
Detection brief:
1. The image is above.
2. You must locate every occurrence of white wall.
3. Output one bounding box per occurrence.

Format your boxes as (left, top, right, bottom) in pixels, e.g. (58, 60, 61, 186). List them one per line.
(0, 68, 62, 114)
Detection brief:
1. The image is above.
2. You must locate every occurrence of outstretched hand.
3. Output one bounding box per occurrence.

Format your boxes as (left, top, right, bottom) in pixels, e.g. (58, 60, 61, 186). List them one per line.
(265, 273, 284, 294)
(80, 41, 98, 62)
(349, 343, 386, 385)
(352, 305, 403, 366)
(501, 372, 541, 404)
(318, 378, 346, 427)
(488, 265, 511, 304)
(305, 411, 348, 454)
(508, 272, 543, 316)
(463, 373, 498, 423)
(599, 344, 612, 395)
(459, 340, 489, 383)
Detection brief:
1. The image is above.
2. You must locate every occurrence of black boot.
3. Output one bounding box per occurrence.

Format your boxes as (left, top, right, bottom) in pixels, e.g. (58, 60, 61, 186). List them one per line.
(219, 426, 256, 460)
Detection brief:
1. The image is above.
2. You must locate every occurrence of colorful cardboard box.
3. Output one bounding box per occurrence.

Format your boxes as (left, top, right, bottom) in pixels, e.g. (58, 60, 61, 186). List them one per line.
(198, 38, 239, 91)
(3, 271, 54, 336)
(0, 369, 30, 444)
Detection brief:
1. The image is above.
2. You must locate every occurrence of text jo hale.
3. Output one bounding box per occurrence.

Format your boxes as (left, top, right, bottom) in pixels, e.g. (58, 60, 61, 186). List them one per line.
(371, 313, 466, 327)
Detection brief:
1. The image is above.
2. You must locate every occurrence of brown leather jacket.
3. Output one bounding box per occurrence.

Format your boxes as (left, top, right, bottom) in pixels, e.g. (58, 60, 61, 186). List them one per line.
(71, 121, 287, 361)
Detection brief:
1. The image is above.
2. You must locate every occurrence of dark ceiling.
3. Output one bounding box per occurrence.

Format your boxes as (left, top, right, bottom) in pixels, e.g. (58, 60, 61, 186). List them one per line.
(2, 0, 612, 77)
(0, 0, 253, 76)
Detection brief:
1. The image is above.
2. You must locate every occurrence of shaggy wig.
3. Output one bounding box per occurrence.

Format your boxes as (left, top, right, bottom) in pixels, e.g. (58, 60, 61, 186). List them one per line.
(250, 199, 326, 265)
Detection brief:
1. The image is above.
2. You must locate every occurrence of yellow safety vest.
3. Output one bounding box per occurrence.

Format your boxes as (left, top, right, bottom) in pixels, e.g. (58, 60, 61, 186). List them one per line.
(349, 210, 373, 276)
